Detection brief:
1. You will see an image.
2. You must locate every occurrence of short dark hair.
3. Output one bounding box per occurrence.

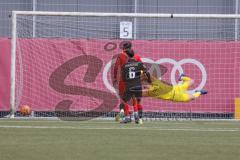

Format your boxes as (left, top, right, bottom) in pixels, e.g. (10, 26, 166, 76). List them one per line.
(126, 49, 134, 58)
(122, 41, 132, 50)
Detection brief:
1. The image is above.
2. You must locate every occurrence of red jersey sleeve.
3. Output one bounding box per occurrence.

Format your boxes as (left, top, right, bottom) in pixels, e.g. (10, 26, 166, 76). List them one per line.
(113, 53, 127, 80)
(134, 54, 142, 62)
(113, 56, 120, 80)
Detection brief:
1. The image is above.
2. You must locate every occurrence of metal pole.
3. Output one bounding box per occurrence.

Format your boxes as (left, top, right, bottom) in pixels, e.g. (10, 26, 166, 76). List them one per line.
(10, 12, 17, 118)
(133, 0, 138, 39)
(235, 0, 239, 41)
(33, 0, 37, 38)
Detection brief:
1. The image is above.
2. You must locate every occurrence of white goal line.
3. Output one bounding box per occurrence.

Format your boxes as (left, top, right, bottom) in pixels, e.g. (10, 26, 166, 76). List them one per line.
(0, 125, 239, 132)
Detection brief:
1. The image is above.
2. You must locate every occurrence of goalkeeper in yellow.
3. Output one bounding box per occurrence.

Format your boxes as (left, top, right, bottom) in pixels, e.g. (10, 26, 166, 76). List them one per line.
(131, 71, 207, 102)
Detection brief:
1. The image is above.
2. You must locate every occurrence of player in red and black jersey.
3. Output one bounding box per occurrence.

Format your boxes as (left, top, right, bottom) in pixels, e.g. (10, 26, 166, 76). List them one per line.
(113, 41, 143, 123)
(120, 51, 149, 124)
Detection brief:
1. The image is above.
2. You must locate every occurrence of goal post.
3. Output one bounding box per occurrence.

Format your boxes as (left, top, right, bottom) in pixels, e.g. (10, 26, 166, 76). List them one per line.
(10, 12, 17, 118)
(10, 11, 240, 120)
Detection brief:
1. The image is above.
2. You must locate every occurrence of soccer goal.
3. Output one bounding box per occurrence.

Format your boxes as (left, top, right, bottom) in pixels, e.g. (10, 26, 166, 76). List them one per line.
(9, 11, 240, 120)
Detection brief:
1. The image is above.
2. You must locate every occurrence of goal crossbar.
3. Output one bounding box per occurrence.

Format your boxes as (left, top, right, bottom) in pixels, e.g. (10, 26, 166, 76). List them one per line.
(11, 11, 240, 18)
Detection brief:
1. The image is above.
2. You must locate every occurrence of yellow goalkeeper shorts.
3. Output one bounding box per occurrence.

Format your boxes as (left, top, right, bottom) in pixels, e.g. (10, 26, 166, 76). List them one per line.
(147, 79, 190, 102)
(171, 82, 190, 102)
(147, 79, 174, 100)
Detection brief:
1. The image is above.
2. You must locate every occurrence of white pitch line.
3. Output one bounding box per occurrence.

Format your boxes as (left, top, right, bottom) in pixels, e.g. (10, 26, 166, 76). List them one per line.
(1, 119, 239, 125)
(0, 125, 239, 132)
(0, 120, 117, 124)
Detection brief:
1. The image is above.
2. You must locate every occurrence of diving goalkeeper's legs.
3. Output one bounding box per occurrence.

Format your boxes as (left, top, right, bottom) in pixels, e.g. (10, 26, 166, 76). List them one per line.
(175, 74, 208, 101)
(139, 74, 208, 102)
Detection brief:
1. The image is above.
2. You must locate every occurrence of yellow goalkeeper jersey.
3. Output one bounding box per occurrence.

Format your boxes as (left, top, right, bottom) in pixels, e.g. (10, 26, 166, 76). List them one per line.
(147, 79, 190, 102)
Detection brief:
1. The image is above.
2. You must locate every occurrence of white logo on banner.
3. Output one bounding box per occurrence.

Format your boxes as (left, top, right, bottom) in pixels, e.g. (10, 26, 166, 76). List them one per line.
(102, 58, 207, 94)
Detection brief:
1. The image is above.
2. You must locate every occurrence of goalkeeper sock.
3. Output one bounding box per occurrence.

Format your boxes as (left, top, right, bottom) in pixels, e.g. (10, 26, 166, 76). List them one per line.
(193, 92, 201, 98)
(181, 76, 191, 82)
(194, 90, 208, 96)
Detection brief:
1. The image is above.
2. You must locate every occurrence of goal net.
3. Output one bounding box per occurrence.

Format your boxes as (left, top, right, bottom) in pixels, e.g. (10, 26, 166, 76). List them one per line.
(10, 11, 240, 120)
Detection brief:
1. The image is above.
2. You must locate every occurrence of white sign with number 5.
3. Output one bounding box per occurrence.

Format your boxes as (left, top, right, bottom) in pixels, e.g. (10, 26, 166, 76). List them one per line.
(120, 21, 132, 39)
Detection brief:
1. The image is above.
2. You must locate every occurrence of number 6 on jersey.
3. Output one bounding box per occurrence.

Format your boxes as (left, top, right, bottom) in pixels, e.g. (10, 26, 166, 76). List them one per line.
(129, 67, 135, 79)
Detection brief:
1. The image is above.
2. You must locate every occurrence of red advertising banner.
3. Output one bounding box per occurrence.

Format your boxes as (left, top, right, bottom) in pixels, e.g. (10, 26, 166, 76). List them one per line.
(0, 38, 239, 113)
(0, 38, 10, 111)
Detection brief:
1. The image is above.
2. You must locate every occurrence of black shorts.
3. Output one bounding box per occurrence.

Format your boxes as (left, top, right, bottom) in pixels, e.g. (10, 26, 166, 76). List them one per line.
(122, 85, 142, 103)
